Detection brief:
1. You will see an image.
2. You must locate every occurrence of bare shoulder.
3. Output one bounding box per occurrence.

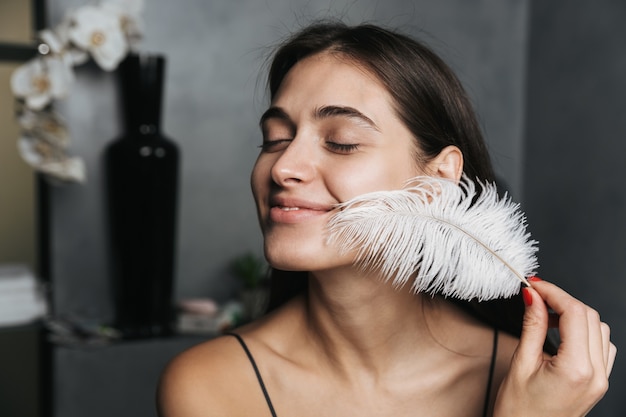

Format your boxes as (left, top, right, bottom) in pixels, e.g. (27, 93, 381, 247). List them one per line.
(156, 302, 301, 417)
(156, 334, 257, 417)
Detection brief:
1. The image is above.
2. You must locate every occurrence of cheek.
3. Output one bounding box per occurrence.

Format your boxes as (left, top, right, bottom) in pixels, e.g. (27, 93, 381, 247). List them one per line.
(330, 155, 421, 202)
(250, 157, 273, 227)
(251, 157, 269, 200)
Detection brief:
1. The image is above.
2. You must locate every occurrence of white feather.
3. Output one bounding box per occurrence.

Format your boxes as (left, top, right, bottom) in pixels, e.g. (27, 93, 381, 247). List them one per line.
(326, 175, 538, 301)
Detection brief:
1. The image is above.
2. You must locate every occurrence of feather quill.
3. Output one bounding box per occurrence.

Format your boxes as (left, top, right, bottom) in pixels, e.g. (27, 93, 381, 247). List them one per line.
(326, 175, 538, 301)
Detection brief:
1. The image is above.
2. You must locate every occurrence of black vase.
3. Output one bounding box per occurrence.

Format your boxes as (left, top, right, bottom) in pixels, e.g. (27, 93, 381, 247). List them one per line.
(105, 53, 180, 339)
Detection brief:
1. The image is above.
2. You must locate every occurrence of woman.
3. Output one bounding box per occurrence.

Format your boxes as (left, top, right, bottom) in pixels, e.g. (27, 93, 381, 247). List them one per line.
(158, 22, 615, 417)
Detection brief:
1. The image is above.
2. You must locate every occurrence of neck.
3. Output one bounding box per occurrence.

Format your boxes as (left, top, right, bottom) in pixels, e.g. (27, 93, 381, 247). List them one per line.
(302, 268, 444, 379)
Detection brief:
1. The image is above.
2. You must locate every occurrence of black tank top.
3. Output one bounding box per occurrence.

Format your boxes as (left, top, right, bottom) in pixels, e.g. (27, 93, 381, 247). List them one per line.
(228, 330, 499, 417)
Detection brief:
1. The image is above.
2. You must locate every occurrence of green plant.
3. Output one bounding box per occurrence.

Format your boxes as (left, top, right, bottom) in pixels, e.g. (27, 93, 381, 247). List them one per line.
(229, 252, 268, 289)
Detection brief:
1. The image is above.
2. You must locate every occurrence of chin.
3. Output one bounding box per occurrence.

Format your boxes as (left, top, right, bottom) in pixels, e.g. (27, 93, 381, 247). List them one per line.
(263, 240, 354, 273)
(263, 245, 313, 271)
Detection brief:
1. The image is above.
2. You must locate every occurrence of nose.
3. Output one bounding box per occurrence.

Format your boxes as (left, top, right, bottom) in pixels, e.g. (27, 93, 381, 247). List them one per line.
(270, 136, 315, 186)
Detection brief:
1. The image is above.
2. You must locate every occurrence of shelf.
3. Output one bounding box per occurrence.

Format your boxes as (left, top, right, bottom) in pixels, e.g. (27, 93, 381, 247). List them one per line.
(50, 335, 209, 417)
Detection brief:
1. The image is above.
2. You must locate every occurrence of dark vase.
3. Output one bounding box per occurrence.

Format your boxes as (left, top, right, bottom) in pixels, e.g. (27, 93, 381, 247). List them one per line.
(105, 53, 179, 339)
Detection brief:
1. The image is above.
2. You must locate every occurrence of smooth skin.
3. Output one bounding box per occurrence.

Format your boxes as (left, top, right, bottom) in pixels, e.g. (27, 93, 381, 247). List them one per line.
(157, 53, 615, 417)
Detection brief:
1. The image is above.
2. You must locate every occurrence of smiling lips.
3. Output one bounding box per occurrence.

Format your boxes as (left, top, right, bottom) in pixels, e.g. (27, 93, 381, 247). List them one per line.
(269, 197, 334, 223)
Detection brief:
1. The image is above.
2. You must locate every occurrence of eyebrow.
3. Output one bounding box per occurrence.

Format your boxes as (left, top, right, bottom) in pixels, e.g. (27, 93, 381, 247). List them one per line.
(259, 106, 292, 128)
(314, 105, 380, 131)
(259, 105, 380, 131)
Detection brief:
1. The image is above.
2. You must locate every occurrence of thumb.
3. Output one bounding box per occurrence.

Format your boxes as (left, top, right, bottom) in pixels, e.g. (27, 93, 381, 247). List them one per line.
(515, 286, 549, 366)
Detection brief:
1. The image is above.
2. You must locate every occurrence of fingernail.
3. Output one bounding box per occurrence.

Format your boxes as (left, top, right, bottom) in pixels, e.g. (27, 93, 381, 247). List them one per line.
(528, 276, 542, 282)
(522, 288, 533, 307)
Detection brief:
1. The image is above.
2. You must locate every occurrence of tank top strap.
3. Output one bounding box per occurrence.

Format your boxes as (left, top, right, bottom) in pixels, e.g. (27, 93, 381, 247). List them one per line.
(227, 332, 278, 417)
(482, 328, 499, 417)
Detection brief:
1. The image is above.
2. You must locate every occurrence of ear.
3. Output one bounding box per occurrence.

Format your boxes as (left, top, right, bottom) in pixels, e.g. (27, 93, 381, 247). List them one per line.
(428, 146, 463, 181)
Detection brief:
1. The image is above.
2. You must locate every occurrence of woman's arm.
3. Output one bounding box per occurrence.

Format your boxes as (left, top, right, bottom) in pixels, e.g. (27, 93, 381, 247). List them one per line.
(494, 278, 617, 417)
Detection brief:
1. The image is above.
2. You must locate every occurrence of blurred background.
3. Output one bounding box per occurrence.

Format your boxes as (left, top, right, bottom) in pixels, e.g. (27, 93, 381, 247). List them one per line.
(0, 0, 624, 416)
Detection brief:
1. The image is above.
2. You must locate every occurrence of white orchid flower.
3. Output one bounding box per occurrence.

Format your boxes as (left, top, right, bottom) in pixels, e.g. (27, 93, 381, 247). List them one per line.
(101, 0, 145, 49)
(18, 136, 86, 183)
(40, 22, 89, 66)
(37, 27, 82, 81)
(16, 108, 40, 131)
(9, 0, 145, 184)
(39, 29, 67, 54)
(18, 109, 70, 148)
(42, 157, 87, 184)
(16, 110, 84, 183)
(11, 55, 74, 110)
(68, 5, 128, 71)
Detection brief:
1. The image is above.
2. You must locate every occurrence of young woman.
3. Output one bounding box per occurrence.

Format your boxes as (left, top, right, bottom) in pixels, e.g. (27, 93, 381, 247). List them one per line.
(158, 22, 615, 417)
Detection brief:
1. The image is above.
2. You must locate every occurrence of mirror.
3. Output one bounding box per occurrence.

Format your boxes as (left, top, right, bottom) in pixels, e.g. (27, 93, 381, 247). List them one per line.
(0, 0, 43, 269)
(0, 0, 34, 44)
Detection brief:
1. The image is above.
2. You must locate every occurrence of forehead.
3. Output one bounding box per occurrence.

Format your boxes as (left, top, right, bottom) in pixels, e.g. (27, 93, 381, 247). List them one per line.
(271, 52, 395, 120)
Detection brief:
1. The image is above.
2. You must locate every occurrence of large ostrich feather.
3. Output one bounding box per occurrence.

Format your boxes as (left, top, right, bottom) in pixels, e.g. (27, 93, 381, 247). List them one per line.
(326, 175, 538, 301)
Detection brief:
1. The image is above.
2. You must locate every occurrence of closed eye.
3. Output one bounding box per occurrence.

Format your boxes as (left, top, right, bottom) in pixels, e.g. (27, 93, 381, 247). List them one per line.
(326, 142, 359, 154)
(259, 139, 292, 153)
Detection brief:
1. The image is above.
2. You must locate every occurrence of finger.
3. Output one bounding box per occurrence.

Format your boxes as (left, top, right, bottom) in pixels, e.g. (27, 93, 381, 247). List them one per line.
(600, 323, 617, 377)
(515, 286, 549, 367)
(601, 323, 610, 367)
(529, 280, 591, 364)
(607, 342, 617, 377)
(586, 309, 607, 378)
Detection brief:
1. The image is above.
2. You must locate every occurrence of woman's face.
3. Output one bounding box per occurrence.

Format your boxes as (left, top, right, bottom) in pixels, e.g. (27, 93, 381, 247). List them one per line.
(251, 52, 423, 272)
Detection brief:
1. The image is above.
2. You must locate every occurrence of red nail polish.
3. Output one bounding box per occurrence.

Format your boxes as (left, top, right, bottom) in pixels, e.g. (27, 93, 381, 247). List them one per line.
(522, 288, 533, 306)
(528, 276, 542, 282)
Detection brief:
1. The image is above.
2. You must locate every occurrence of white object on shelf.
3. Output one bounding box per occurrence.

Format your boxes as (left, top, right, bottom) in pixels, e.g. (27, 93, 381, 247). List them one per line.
(0, 264, 47, 327)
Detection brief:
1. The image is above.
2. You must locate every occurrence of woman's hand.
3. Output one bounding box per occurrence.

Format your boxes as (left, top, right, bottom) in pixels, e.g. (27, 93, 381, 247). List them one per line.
(494, 278, 617, 417)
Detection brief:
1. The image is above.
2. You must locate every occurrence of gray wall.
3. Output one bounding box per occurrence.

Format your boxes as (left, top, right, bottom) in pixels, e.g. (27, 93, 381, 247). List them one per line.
(524, 1, 626, 416)
(48, 0, 529, 322)
(43, 1, 532, 416)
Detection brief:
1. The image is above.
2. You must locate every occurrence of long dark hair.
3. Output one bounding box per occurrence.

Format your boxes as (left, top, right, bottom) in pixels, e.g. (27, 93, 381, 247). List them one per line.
(262, 22, 552, 352)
